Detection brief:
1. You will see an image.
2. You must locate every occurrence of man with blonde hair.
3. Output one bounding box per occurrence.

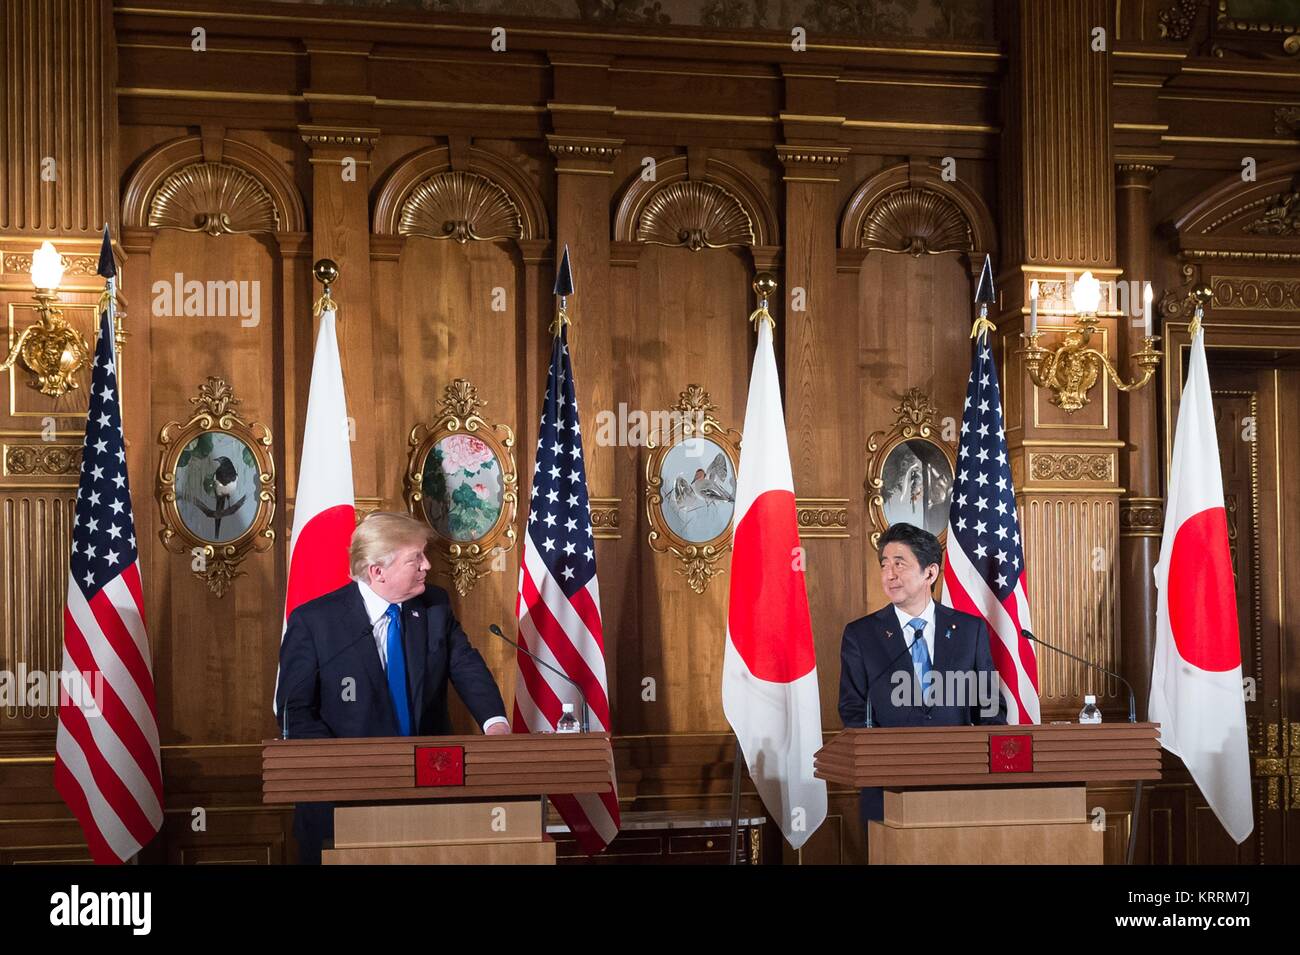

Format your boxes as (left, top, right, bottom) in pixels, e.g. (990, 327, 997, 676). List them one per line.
(276, 511, 508, 862)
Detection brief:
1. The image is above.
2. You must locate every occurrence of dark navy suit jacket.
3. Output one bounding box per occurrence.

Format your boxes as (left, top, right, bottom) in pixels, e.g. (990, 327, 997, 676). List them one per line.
(275, 581, 507, 861)
(838, 601, 1007, 821)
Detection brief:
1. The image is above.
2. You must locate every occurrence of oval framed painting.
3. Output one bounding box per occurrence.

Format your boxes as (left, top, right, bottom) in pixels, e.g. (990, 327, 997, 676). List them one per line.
(156, 377, 276, 597)
(406, 378, 517, 595)
(865, 388, 957, 549)
(645, 385, 742, 594)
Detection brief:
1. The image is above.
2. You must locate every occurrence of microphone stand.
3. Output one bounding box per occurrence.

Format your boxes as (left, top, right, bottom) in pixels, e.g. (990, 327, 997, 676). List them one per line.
(488, 624, 590, 733)
(1021, 629, 1144, 866)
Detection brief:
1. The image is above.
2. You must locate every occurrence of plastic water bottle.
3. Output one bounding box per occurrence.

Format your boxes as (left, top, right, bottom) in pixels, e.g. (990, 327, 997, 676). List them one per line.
(1078, 694, 1102, 724)
(556, 702, 580, 733)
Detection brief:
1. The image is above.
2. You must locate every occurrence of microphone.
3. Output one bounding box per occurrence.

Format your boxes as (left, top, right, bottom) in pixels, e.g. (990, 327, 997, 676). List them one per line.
(488, 623, 590, 734)
(279, 624, 376, 740)
(1021, 629, 1138, 723)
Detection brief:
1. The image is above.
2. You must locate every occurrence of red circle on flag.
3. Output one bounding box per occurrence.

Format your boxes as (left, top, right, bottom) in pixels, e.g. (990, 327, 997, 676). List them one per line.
(728, 490, 816, 683)
(1167, 506, 1241, 672)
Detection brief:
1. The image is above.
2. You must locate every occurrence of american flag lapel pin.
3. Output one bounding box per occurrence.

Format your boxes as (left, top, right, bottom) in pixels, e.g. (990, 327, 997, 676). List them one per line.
(412, 611, 420, 619)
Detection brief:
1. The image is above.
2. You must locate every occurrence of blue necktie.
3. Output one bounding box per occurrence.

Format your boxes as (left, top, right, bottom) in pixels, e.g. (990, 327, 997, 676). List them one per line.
(908, 617, 932, 694)
(384, 604, 412, 736)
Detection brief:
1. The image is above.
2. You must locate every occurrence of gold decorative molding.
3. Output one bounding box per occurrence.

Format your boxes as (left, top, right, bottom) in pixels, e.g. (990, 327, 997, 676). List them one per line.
(4, 444, 82, 477)
(1158, 0, 1200, 40)
(1029, 451, 1114, 484)
(1, 252, 102, 278)
(1210, 276, 1300, 311)
(149, 162, 280, 236)
(795, 499, 849, 539)
(637, 181, 755, 251)
(862, 187, 973, 256)
(1242, 181, 1300, 236)
(775, 147, 850, 167)
(397, 171, 522, 243)
(299, 124, 380, 149)
(546, 135, 623, 162)
(406, 379, 517, 597)
(1119, 497, 1164, 538)
(645, 386, 740, 593)
(589, 497, 620, 540)
(157, 377, 276, 598)
(355, 498, 384, 523)
(1273, 106, 1300, 137)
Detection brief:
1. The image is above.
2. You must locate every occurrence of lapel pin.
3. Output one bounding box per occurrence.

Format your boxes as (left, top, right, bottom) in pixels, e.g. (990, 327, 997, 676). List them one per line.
(412, 611, 420, 619)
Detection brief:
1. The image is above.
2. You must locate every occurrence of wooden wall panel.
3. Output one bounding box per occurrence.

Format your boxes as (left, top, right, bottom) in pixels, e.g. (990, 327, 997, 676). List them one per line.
(145, 230, 283, 745)
(1, 0, 1295, 866)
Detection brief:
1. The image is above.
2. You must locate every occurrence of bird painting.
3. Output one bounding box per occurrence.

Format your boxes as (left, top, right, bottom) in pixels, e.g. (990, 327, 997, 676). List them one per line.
(663, 446, 735, 542)
(189, 454, 247, 541)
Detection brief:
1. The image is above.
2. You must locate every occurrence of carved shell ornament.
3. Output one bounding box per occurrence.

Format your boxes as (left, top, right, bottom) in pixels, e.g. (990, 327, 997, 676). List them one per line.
(398, 171, 522, 243)
(862, 187, 973, 255)
(149, 162, 280, 236)
(637, 181, 755, 251)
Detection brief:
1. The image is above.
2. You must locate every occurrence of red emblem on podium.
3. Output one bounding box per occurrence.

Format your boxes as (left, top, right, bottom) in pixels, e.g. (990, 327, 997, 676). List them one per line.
(989, 733, 1033, 773)
(415, 745, 465, 787)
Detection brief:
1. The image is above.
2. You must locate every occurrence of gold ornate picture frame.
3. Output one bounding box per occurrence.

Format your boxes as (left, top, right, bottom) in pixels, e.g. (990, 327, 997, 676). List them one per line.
(645, 385, 742, 593)
(157, 377, 276, 596)
(405, 379, 517, 596)
(866, 388, 957, 549)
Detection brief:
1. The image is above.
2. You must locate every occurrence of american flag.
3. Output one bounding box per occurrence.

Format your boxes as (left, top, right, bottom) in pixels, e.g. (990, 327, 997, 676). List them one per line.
(513, 252, 619, 852)
(940, 256, 1041, 725)
(54, 229, 164, 863)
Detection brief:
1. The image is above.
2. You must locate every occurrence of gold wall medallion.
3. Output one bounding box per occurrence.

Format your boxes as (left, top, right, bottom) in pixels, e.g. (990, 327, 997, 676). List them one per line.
(1, 291, 92, 399)
(865, 388, 957, 549)
(157, 377, 276, 597)
(645, 385, 742, 593)
(405, 379, 517, 596)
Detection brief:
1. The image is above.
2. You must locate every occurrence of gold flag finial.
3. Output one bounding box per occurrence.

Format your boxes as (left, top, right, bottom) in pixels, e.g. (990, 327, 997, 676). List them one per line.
(312, 258, 340, 319)
(749, 272, 777, 331)
(1187, 283, 1211, 338)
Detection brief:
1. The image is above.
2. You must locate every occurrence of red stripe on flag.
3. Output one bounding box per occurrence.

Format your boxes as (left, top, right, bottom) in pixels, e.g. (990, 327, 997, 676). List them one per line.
(61, 610, 164, 799)
(549, 790, 619, 855)
(1007, 579, 1040, 692)
(942, 566, 1029, 723)
(520, 566, 610, 717)
(88, 585, 157, 714)
(53, 757, 120, 866)
(568, 585, 606, 651)
(513, 631, 564, 729)
(56, 696, 157, 846)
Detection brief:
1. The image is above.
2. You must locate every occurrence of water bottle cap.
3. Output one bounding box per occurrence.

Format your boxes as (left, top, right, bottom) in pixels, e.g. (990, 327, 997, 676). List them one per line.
(561, 702, 575, 713)
(1084, 694, 1096, 704)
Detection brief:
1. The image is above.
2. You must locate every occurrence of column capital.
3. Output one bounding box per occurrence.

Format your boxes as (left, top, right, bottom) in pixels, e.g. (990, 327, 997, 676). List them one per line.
(776, 145, 851, 183)
(547, 134, 623, 176)
(298, 124, 380, 152)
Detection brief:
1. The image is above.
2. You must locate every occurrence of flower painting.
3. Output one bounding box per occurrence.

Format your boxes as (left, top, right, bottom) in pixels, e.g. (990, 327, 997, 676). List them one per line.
(421, 433, 504, 542)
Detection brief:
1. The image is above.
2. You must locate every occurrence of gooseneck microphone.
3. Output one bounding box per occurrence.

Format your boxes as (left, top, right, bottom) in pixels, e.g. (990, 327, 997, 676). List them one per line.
(1021, 629, 1138, 723)
(488, 623, 590, 734)
(279, 624, 376, 740)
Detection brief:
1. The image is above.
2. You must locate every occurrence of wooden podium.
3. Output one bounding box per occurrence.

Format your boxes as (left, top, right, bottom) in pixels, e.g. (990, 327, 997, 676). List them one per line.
(262, 733, 613, 865)
(814, 723, 1161, 865)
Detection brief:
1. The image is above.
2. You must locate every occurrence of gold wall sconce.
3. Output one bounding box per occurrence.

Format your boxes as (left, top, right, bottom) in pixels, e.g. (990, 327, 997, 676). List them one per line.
(0, 241, 92, 398)
(1020, 270, 1162, 413)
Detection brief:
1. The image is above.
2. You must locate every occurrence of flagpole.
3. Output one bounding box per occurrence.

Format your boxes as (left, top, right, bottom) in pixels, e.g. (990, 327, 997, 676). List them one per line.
(729, 272, 778, 865)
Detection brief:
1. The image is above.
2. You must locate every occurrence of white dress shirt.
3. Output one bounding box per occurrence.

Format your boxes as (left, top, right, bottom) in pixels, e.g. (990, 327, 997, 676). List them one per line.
(893, 598, 937, 665)
(355, 580, 508, 733)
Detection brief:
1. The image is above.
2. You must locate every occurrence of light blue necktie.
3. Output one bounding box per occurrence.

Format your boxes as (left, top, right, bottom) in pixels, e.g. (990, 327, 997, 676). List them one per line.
(384, 604, 412, 736)
(908, 617, 932, 694)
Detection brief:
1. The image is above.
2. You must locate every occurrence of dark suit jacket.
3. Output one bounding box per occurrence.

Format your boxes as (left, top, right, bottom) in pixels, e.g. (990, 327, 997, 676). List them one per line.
(275, 581, 507, 862)
(276, 581, 507, 740)
(838, 602, 1007, 821)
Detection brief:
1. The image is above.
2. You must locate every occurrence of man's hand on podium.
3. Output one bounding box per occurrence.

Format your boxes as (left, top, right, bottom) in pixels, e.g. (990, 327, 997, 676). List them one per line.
(485, 721, 511, 736)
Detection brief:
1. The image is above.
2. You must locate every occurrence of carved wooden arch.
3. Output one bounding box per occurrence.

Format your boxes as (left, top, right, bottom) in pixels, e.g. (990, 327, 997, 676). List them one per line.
(1170, 158, 1300, 247)
(372, 145, 549, 240)
(840, 160, 996, 264)
(121, 135, 307, 234)
(613, 156, 779, 250)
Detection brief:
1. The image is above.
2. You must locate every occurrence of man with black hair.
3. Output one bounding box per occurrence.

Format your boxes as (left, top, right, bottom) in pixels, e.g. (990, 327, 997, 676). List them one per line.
(838, 522, 1006, 825)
